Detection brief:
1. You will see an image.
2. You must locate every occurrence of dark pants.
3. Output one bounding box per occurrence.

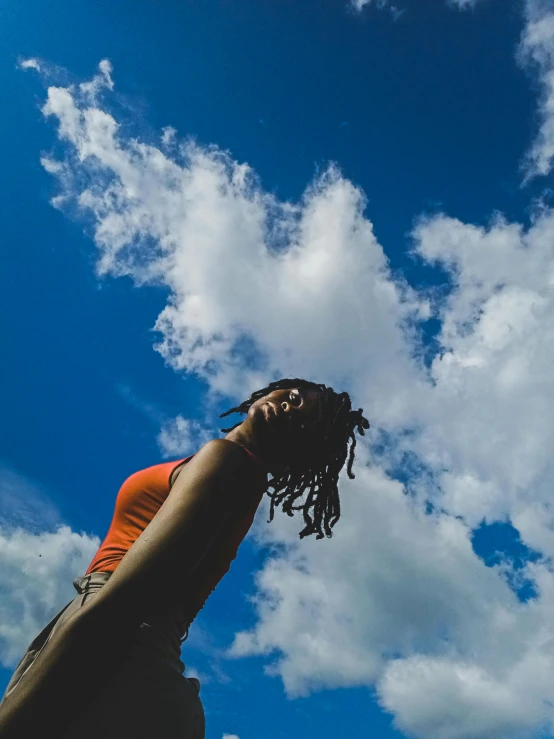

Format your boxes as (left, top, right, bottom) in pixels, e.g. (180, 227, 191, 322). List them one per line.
(1, 572, 205, 738)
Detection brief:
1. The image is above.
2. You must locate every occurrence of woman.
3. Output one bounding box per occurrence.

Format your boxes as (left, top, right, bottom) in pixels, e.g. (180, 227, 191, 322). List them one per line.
(0, 378, 369, 738)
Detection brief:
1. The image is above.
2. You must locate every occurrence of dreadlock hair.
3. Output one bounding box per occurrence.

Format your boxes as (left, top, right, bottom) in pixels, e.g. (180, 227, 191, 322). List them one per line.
(219, 378, 370, 540)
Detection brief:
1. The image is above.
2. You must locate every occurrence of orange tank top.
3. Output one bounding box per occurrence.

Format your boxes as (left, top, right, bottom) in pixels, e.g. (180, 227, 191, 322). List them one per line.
(86, 445, 268, 631)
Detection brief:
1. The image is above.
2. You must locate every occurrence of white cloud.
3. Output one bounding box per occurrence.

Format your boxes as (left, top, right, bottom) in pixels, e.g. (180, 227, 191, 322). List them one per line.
(446, 0, 485, 9)
(229, 461, 520, 692)
(407, 212, 554, 537)
(184, 664, 211, 684)
(224, 165, 554, 736)
(222, 734, 240, 739)
(350, 0, 403, 18)
(115, 384, 213, 458)
(19, 58, 41, 72)
(519, 0, 554, 179)
(79, 58, 114, 101)
(379, 654, 551, 739)
(161, 126, 177, 147)
(0, 466, 99, 668)
(350, 0, 385, 10)
(0, 465, 61, 533)
(0, 526, 100, 668)
(354, 0, 484, 13)
(32, 61, 554, 738)
(39, 62, 427, 422)
(157, 415, 213, 458)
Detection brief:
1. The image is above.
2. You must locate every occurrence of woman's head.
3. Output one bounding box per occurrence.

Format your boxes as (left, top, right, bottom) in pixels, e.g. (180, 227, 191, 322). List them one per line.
(220, 378, 370, 540)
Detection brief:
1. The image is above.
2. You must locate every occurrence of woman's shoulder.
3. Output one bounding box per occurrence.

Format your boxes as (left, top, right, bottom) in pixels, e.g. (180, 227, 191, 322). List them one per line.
(169, 439, 257, 489)
(198, 437, 253, 461)
(200, 438, 265, 467)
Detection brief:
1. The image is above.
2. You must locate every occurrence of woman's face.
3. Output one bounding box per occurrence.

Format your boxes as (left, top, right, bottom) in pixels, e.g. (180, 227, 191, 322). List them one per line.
(245, 386, 322, 465)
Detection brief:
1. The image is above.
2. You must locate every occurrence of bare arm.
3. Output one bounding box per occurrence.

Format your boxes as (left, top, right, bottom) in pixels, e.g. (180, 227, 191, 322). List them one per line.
(0, 438, 253, 737)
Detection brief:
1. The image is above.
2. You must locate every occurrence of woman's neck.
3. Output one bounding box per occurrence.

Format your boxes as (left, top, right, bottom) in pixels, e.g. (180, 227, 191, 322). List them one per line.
(224, 427, 285, 477)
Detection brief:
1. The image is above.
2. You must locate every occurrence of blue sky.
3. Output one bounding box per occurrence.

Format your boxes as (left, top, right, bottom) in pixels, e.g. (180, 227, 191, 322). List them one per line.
(2, 0, 554, 737)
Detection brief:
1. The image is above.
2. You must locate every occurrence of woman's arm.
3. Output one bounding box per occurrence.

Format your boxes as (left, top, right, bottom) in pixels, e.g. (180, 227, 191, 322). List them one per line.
(0, 438, 252, 737)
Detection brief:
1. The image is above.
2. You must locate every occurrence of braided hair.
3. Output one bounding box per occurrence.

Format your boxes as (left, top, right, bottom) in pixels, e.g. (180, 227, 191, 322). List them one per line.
(220, 378, 370, 540)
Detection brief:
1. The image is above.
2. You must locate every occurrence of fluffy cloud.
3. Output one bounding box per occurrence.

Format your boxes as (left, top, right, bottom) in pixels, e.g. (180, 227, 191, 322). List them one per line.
(0, 467, 99, 668)
(519, 0, 554, 178)
(230, 462, 518, 690)
(407, 212, 554, 547)
(227, 207, 554, 736)
(18, 58, 41, 72)
(28, 61, 554, 738)
(379, 654, 551, 739)
(157, 415, 213, 458)
(39, 65, 427, 422)
(116, 384, 213, 458)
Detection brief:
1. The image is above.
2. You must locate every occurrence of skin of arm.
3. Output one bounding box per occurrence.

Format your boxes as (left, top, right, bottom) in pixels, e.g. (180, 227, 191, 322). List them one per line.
(0, 438, 254, 737)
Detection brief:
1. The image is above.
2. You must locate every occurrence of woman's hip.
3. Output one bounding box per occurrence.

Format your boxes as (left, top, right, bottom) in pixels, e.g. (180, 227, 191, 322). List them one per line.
(60, 655, 205, 739)
(3, 572, 205, 738)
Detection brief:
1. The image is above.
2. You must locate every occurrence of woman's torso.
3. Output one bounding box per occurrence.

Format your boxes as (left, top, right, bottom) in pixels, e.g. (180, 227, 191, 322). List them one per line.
(86, 442, 268, 637)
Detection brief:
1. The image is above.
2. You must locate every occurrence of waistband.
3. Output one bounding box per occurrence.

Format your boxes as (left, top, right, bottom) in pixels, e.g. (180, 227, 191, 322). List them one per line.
(73, 571, 112, 594)
(71, 572, 199, 692)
